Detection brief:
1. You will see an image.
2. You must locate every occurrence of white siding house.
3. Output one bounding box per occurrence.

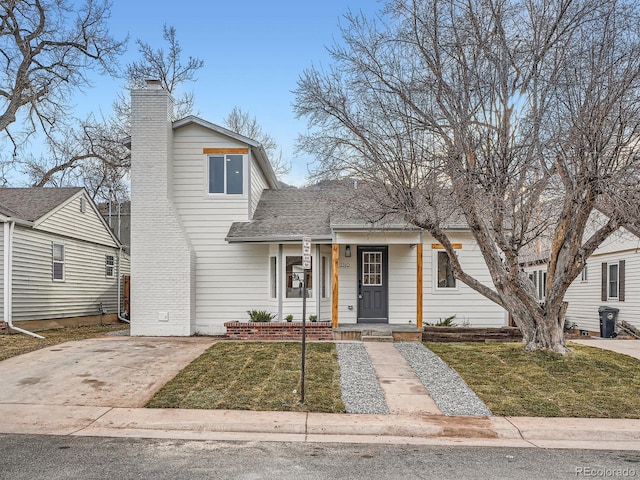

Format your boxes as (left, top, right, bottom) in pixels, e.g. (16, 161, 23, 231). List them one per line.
(129, 81, 506, 336)
(522, 211, 640, 335)
(563, 225, 640, 334)
(0, 188, 129, 333)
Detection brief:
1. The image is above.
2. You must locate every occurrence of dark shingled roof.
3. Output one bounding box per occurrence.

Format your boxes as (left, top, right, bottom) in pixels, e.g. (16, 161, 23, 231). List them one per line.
(227, 183, 470, 242)
(0, 187, 83, 222)
(227, 188, 335, 241)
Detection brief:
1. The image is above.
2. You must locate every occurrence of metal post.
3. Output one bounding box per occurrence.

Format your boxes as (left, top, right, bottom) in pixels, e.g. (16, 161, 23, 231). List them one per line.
(300, 271, 306, 404)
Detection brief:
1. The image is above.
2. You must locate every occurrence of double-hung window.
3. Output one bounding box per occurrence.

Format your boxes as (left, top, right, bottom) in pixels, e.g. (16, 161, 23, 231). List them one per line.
(608, 263, 619, 299)
(105, 255, 115, 278)
(208, 154, 244, 194)
(436, 251, 456, 289)
(52, 243, 65, 281)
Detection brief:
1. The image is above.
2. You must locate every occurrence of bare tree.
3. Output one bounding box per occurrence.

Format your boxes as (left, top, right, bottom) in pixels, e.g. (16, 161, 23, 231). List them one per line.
(22, 24, 203, 199)
(0, 0, 125, 148)
(294, 0, 640, 353)
(223, 106, 291, 178)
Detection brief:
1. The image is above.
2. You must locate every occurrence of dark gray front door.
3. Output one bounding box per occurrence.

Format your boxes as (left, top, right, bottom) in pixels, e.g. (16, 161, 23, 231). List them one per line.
(357, 246, 388, 323)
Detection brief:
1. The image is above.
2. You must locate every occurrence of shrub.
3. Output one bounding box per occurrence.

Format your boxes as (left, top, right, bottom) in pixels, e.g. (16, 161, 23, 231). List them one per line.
(431, 315, 457, 327)
(285, 314, 294, 322)
(247, 310, 276, 322)
(309, 315, 318, 322)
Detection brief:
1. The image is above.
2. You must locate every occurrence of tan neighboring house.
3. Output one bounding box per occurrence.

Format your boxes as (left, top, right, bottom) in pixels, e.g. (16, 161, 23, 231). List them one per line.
(129, 81, 506, 336)
(0, 187, 129, 334)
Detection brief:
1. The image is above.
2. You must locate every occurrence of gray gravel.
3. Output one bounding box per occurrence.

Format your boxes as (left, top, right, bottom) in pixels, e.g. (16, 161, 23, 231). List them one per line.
(395, 342, 492, 416)
(336, 342, 389, 414)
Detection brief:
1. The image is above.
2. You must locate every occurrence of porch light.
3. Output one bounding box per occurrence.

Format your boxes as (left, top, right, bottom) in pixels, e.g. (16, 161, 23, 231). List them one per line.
(345, 245, 351, 257)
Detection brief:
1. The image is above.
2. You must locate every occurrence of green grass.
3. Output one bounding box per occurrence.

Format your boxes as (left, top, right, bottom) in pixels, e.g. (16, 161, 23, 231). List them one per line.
(425, 341, 640, 418)
(146, 342, 345, 413)
(0, 324, 129, 362)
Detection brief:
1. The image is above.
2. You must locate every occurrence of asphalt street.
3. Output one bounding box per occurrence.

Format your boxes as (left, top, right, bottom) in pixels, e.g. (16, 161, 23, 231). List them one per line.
(1, 434, 639, 480)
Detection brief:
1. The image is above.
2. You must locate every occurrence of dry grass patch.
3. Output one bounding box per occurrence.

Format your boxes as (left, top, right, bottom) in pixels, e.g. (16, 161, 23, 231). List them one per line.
(425, 341, 640, 418)
(0, 324, 130, 362)
(146, 342, 345, 413)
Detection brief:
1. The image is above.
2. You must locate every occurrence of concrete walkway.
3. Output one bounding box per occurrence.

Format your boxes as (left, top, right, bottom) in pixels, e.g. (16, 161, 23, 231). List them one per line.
(364, 342, 441, 415)
(571, 339, 640, 360)
(0, 335, 639, 450)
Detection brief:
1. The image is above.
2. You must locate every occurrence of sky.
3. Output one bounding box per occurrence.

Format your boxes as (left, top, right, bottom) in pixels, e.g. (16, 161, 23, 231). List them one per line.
(69, 0, 383, 187)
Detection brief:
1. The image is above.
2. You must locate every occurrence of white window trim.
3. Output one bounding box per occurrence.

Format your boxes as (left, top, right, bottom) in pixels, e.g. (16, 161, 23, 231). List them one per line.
(105, 254, 116, 278)
(52, 242, 65, 282)
(580, 264, 588, 283)
(205, 154, 247, 197)
(433, 249, 460, 293)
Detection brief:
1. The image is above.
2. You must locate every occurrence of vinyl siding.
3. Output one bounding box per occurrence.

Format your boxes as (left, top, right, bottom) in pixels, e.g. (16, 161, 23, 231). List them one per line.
(565, 249, 640, 332)
(36, 193, 117, 248)
(334, 232, 505, 326)
(250, 154, 269, 217)
(10, 225, 125, 321)
(172, 125, 270, 334)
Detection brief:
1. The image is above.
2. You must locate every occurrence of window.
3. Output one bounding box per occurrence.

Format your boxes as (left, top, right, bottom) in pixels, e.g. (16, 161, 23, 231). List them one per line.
(436, 251, 456, 288)
(581, 265, 588, 282)
(270, 256, 277, 298)
(608, 263, 619, 299)
(538, 270, 547, 300)
(208, 154, 243, 194)
(105, 255, 115, 278)
(362, 251, 383, 286)
(602, 261, 625, 302)
(52, 243, 65, 281)
(286, 256, 312, 298)
(321, 256, 327, 298)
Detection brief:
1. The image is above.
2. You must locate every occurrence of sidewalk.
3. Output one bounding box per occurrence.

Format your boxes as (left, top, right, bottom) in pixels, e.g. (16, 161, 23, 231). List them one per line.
(0, 335, 639, 450)
(1, 403, 639, 450)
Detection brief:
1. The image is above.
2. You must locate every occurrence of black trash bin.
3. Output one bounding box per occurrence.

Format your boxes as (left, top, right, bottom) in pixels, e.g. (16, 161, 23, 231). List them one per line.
(598, 306, 619, 338)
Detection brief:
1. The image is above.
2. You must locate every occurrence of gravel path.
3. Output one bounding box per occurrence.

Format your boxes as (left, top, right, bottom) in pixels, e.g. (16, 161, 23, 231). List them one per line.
(395, 342, 492, 416)
(336, 341, 492, 416)
(335, 342, 389, 414)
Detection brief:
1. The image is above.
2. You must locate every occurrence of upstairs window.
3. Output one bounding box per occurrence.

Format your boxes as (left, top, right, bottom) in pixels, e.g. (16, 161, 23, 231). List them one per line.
(208, 154, 244, 194)
(52, 243, 65, 281)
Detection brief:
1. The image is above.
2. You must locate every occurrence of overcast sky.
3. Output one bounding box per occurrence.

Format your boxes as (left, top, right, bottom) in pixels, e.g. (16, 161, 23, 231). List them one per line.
(70, 0, 382, 186)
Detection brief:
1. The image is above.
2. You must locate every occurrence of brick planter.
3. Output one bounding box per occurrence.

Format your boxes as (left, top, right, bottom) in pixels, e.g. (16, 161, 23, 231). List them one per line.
(224, 321, 333, 341)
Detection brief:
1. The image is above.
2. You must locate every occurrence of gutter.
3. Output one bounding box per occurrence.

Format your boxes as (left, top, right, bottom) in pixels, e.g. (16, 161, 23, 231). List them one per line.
(3, 221, 44, 339)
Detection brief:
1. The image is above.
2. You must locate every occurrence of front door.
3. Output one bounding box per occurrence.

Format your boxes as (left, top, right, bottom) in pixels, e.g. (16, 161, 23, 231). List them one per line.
(357, 246, 388, 323)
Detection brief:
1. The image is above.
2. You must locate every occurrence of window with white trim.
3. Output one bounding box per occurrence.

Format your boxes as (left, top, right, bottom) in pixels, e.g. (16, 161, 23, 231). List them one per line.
(580, 265, 588, 282)
(52, 243, 65, 281)
(208, 154, 244, 194)
(105, 255, 115, 278)
(608, 263, 619, 299)
(269, 256, 277, 298)
(436, 251, 456, 289)
(286, 256, 312, 298)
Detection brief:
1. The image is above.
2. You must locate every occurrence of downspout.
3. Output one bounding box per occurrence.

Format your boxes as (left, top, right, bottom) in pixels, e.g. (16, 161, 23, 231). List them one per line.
(4, 221, 44, 338)
(117, 247, 130, 323)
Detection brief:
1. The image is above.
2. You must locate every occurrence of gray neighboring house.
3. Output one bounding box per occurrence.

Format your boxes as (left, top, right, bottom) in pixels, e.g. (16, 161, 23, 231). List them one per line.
(0, 187, 129, 334)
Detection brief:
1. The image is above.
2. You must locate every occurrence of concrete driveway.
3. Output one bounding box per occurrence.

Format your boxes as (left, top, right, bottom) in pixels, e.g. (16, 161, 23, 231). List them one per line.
(0, 336, 216, 408)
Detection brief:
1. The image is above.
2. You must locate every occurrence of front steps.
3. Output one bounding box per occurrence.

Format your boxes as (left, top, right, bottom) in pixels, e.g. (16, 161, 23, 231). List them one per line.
(333, 325, 422, 342)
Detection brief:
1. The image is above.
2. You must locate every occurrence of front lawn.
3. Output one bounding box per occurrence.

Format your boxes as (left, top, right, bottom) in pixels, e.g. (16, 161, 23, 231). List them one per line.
(425, 341, 640, 418)
(146, 342, 345, 413)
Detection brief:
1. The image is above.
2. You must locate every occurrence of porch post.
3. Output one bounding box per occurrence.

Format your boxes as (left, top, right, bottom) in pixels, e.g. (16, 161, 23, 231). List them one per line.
(332, 243, 339, 328)
(417, 243, 423, 329)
